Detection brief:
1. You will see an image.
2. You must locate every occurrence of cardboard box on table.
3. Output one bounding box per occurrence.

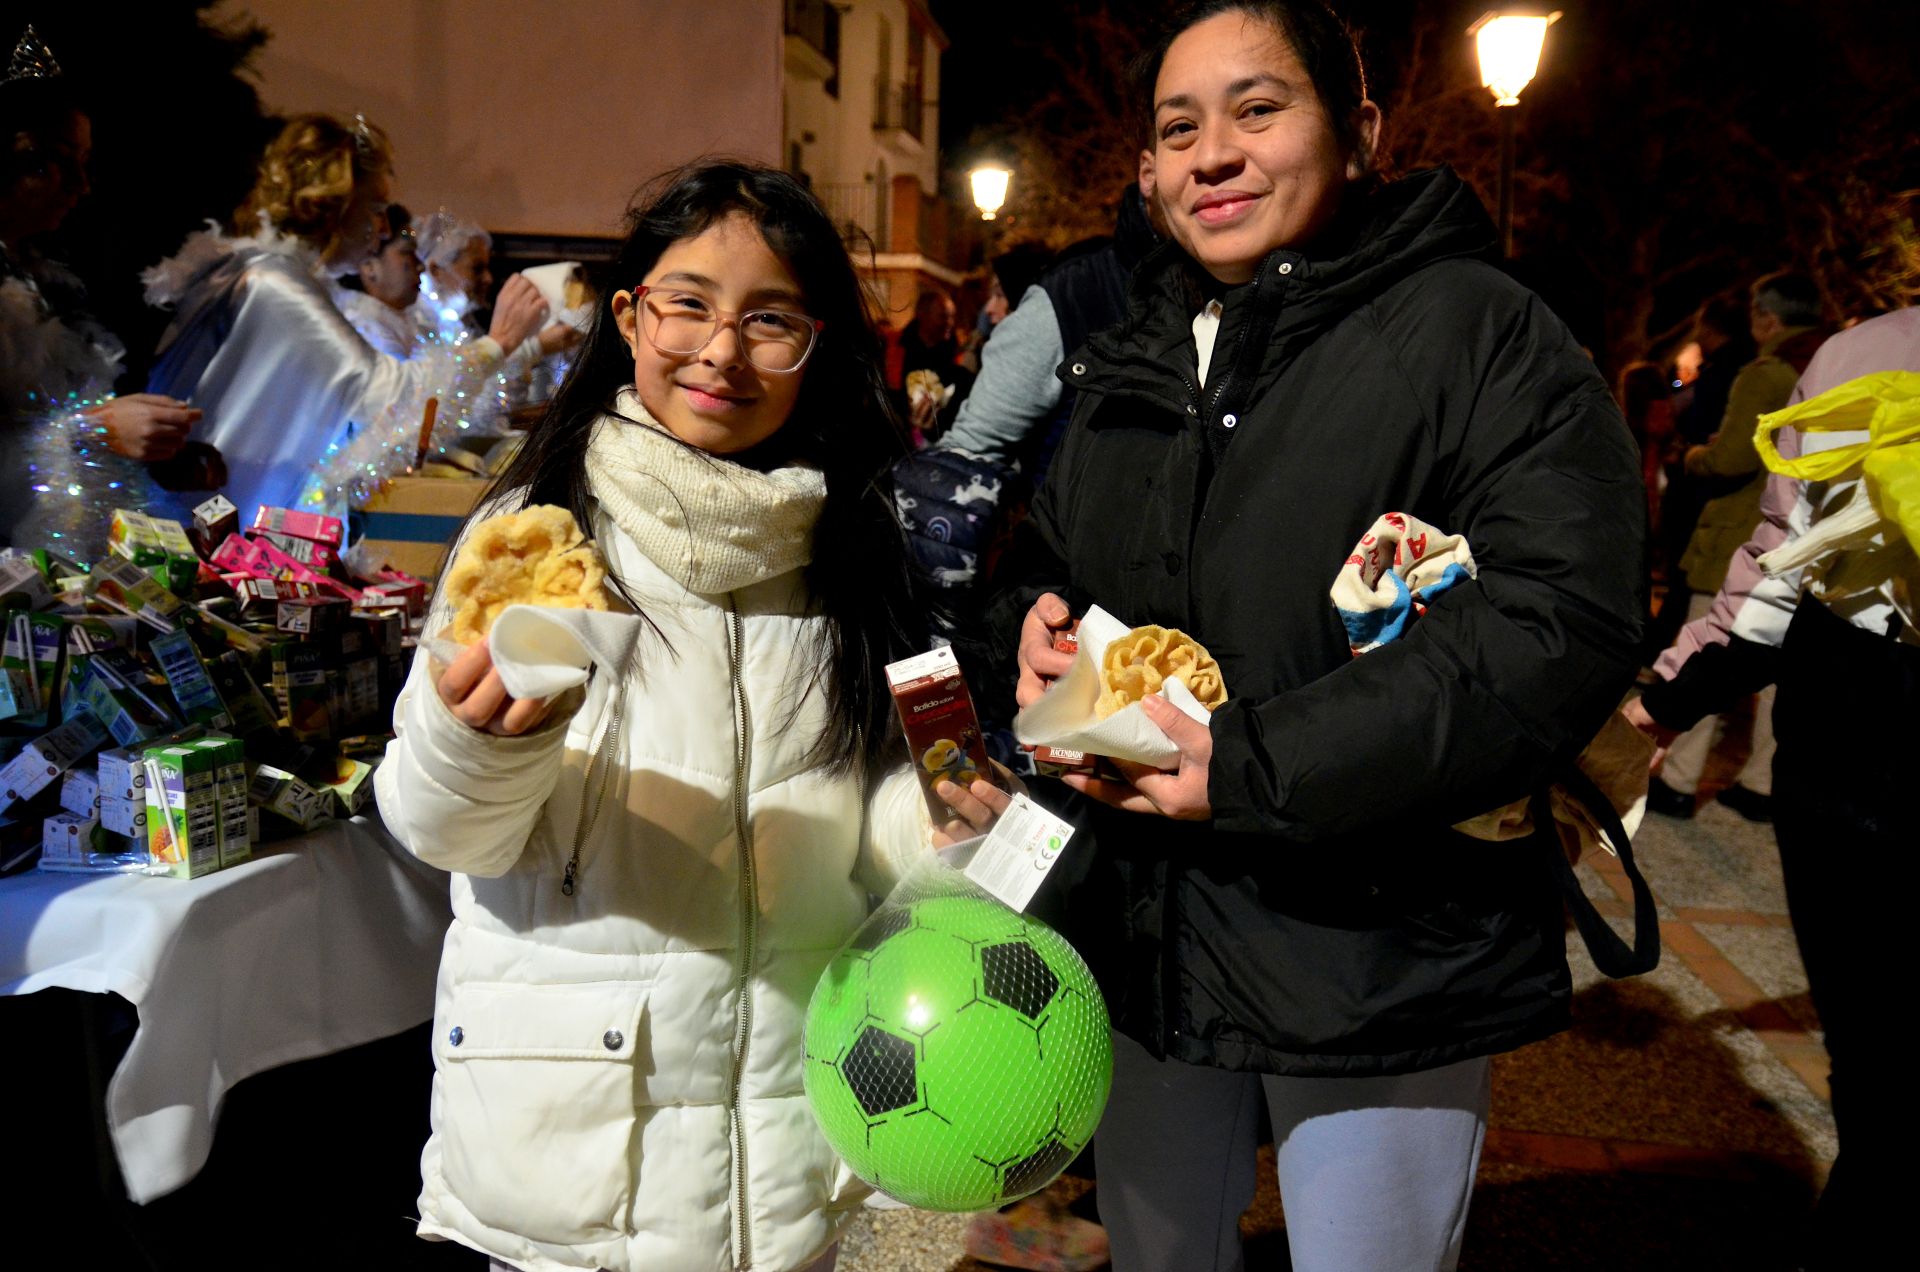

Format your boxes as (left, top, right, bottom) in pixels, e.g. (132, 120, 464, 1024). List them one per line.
(354, 477, 488, 580)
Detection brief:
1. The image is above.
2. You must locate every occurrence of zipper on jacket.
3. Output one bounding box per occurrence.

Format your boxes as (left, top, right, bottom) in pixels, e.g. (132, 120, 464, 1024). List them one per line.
(725, 603, 759, 1270)
(563, 656, 628, 896)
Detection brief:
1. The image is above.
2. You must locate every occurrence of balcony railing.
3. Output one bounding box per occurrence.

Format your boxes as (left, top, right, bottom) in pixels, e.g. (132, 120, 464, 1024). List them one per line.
(816, 182, 879, 247)
(872, 78, 924, 142)
(785, 0, 838, 63)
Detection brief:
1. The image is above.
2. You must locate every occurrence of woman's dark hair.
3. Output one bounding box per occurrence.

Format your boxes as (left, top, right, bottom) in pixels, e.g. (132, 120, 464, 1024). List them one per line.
(479, 159, 921, 776)
(1133, 1, 1372, 157)
(338, 203, 412, 293)
(1749, 270, 1825, 329)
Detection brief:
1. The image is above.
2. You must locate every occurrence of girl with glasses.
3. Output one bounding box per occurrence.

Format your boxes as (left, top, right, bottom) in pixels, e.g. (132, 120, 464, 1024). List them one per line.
(375, 159, 1014, 1272)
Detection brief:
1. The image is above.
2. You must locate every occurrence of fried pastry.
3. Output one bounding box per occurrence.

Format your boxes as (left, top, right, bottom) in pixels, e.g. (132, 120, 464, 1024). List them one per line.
(1093, 623, 1228, 719)
(442, 504, 612, 644)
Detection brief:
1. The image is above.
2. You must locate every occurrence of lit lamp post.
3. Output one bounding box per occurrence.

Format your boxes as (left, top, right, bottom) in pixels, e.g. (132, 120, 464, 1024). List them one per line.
(969, 165, 1011, 221)
(1469, 8, 1559, 258)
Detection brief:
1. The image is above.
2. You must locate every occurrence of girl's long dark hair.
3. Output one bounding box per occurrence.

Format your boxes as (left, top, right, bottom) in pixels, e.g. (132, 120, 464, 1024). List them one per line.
(477, 159, 922, 776)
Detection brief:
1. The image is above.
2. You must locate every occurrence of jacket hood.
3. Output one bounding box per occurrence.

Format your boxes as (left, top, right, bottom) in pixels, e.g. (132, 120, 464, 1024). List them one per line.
(1083, 167, 1498, 390)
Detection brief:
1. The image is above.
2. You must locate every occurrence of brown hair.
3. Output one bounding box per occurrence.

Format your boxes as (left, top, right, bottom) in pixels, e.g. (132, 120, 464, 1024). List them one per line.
(234, 112, 392, 257)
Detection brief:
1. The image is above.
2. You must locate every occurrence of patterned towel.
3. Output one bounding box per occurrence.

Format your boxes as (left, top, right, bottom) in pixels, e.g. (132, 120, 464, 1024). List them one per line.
(1331, 512, 1477, 654)
(1330, 512, 1650, 861)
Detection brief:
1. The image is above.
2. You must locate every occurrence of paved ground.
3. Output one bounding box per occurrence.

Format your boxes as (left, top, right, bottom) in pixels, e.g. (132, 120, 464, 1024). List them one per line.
(841, 793, 1832, 1272)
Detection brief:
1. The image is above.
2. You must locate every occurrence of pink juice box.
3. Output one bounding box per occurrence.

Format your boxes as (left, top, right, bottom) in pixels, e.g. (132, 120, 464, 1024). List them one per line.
(250, 506, 344, 548)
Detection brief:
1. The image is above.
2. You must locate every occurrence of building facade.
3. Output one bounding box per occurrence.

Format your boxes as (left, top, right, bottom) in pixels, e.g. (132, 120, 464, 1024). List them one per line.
(781, 0, 965, 328)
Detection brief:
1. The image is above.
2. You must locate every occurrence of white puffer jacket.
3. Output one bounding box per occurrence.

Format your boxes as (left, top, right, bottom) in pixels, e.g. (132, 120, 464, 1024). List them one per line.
(376, 403, 930, 1272)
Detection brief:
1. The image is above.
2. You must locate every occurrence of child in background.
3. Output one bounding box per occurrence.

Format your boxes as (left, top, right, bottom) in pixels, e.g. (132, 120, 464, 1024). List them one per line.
(375, 160, 1011, 1272)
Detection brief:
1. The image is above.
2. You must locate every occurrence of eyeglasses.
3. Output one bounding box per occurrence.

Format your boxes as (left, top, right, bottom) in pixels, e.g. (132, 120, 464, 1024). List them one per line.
(634, 285, 824, 374)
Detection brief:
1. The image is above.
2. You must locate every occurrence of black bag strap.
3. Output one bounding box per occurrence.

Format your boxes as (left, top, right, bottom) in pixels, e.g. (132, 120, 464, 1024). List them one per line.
(1536, 766, 1660, 977)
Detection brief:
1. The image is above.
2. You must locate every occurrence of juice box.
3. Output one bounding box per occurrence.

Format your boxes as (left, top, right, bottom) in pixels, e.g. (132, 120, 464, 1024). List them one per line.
(250, 506, 344, 548)
(362, 578, 426, 620)
(143, 743, 221, 878)
(76, 660, 175, 747)
(2, 612, 39, 724)
(96, 725, 207, 805)
(189, 737, 252, 868)
(209, 533, 272, 577)
(108, 509, 198, 594)
(99, 793, 145, 839)
(883, 645, 1005, 823)
(149, 630, 233, 730)
(87, 556, 184, 632)
(275, 596, 348, 636)
(0, 555, 53, 608)
(65, 615, 137, 655)
(3, 611, 65, 726)
(342, 658, 381, 733)
(254, 530, 338, 572)
(272, 639, 333, 740)
(97, 747, 145, 804)
(1031, 624, 1099, 778)
(207, 652, 278, 736)
(1, 714, 110, 812)
(191, 495, 240, 556)
(59, 767, 99, 818)
(247, 762, 328, 831)
(41, 811, 101, 868)
(318, 756, 376, 819)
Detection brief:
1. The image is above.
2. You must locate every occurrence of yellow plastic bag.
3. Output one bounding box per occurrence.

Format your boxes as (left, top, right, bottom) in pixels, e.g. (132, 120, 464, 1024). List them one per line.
(1754, 371, 1920, 555)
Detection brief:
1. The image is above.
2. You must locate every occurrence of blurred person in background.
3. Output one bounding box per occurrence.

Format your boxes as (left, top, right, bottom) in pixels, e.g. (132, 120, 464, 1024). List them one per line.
(1628, 291, 1920, 1271)
(897, 286, 969, 444)
(414, 207, 493, 344)
(2, 24, 200, 556)
(333, 201, 420, 359)
(140, 112, 552, 521)
(1646, 293, 1755, 654)
(1646, 271, 1830, 822)
(1617, 360, 1674, 531)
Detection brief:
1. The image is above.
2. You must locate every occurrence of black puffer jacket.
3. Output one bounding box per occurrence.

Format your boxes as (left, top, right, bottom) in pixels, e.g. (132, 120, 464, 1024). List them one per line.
(984, 167, 1646, 1077)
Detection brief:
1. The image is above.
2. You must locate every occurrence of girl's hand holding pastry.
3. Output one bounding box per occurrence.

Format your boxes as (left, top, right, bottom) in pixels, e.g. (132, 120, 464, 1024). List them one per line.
(436, 637, 555, 737)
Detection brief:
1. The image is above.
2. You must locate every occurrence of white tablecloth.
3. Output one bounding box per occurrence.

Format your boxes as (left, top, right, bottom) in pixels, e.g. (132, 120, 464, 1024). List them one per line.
(0, 817, 452, 1202)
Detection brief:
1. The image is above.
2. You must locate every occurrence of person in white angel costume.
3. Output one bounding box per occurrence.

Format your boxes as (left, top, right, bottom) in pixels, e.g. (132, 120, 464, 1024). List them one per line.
(140, 112, 562, 521)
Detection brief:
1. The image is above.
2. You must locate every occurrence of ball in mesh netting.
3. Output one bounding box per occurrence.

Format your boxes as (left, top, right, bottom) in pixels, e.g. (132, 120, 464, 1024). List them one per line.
(802, 892, 1113, 1211)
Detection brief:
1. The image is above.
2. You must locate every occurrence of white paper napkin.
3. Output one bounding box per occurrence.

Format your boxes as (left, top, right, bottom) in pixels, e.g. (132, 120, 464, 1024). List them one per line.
(1011, 605, 1212, 767)
(426, 604, 644, 700)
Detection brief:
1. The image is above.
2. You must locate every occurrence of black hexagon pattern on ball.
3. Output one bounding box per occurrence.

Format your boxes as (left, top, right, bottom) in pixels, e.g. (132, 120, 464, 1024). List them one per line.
(842, 1026, 919, 1117)
(979, 942, 1059, 1020)
(1002, 1138, 1076, 1200)
(847, 907, 914, 953)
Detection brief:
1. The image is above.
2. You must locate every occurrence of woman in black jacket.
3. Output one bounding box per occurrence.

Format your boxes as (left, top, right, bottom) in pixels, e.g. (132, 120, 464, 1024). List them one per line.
(987, 3, 1645, 1269)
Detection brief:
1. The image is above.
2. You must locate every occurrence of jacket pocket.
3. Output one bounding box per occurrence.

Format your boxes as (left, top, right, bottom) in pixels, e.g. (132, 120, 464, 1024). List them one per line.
(436, 979, 651, 1246)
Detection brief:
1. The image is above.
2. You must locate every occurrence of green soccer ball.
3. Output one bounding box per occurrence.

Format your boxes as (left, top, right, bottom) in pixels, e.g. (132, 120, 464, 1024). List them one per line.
(803, 892, 1113, 1211)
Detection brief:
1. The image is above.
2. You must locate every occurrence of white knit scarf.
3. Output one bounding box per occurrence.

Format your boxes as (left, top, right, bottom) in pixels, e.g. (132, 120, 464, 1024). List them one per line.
(585, 387, 828, 594)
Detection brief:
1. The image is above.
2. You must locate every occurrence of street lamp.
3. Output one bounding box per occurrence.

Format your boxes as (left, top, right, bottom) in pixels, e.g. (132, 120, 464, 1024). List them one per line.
(969, 165, 1011, 221)
(1469, 8, 1560, 257)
